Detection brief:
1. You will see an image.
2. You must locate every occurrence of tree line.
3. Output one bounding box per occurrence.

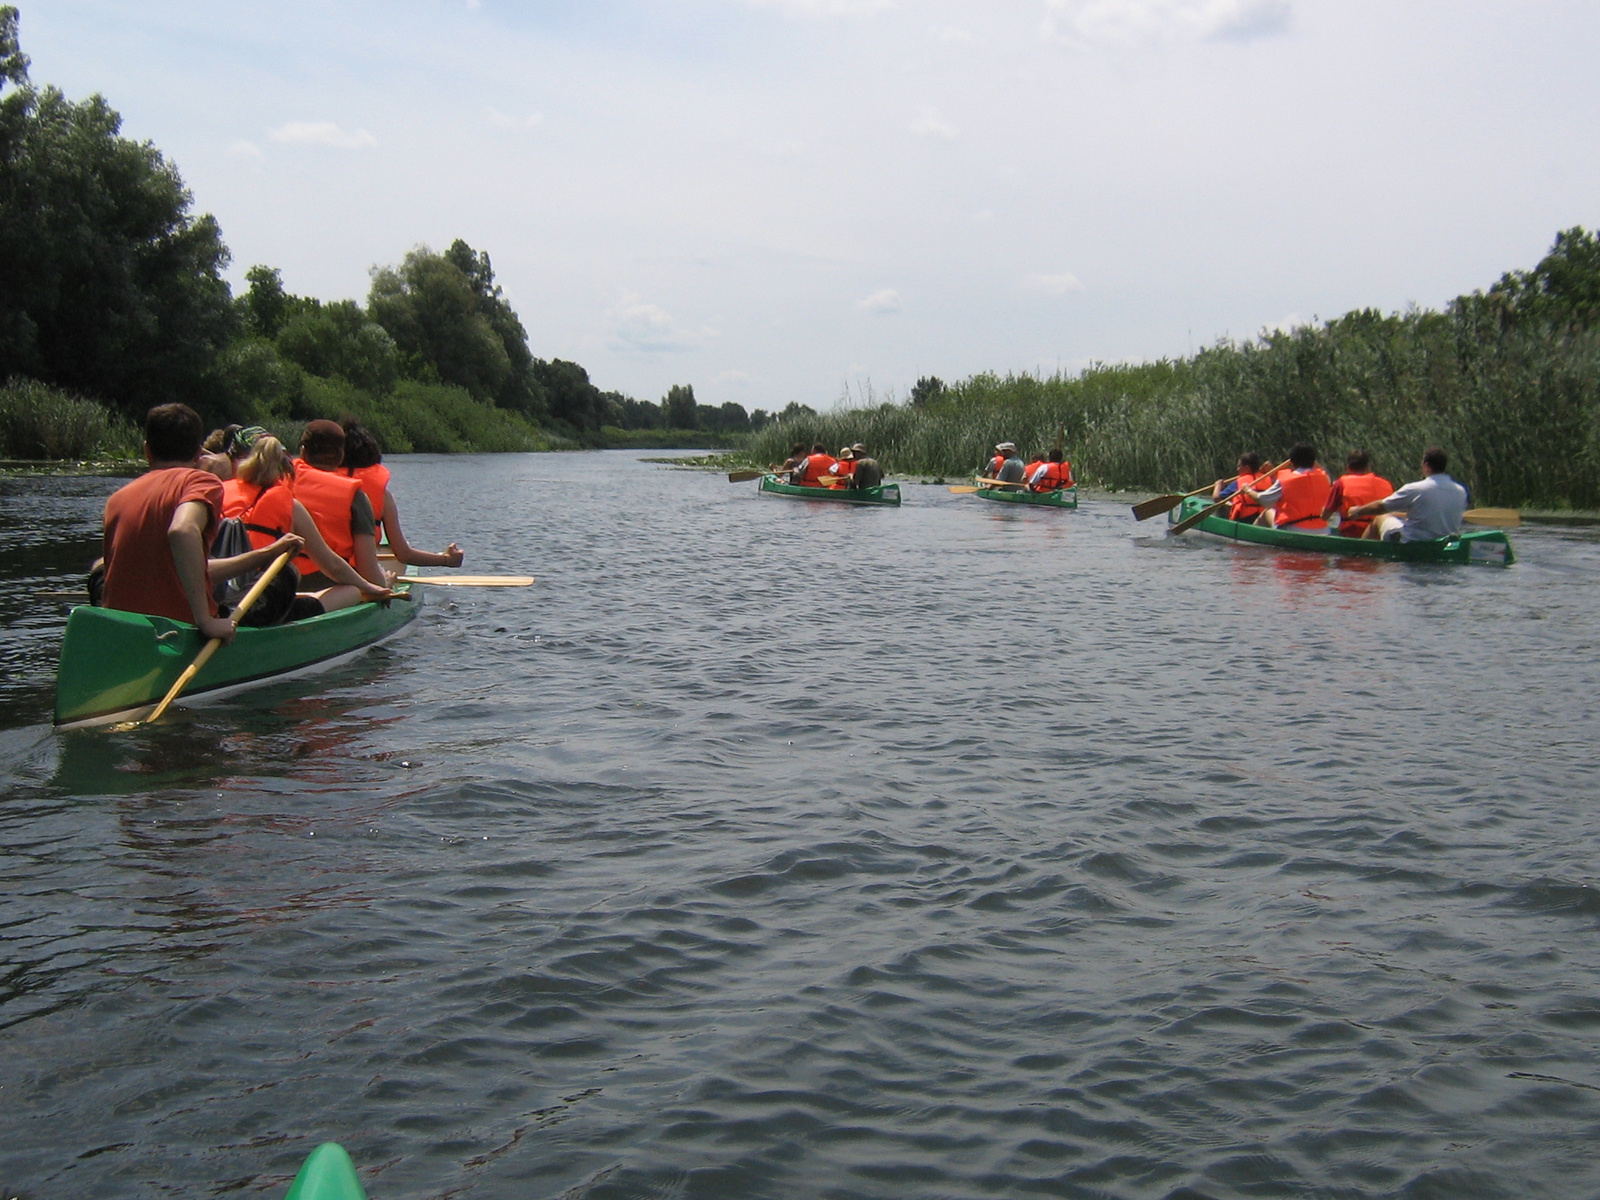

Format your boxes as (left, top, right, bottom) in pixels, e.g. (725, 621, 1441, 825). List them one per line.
(0, 7, 764, 454)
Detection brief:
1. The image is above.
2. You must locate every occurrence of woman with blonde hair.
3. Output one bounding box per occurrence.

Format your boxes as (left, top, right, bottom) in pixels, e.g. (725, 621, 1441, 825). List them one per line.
(223, 434, 392, 619)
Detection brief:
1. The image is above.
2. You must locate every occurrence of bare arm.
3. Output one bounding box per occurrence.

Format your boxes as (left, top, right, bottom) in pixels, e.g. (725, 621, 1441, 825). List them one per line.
(352, 532, 391, 589)
(210, 534, 303, 581)
(168, 500, 236, 642)
(291, 501, 391, 599)
(382, 490, 463, 568)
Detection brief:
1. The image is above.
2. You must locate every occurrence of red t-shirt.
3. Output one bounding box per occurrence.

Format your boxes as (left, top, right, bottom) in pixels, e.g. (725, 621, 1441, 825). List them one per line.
(102, 467, 224, 622)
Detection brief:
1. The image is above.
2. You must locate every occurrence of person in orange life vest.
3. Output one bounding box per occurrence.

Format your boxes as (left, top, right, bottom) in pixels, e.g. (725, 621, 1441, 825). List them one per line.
(340, 420, 465, 568)
(100, 404, 302, 643)
(1027, 449, 1073, 492)
(1022, 451, 1047, 481)
(828, 447, 856, 488)
(1211, 452, 1264, 522)
(1242, 442, 1332, 530)
(224, 435, 393, 616)
(292, 420, 392, 590)
(1323, 449, 1395, 538)
(793, 443, 836, 487)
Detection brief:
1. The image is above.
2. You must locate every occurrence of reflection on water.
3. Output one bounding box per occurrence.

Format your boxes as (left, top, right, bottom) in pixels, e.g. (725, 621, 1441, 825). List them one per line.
(1, 454, 1600, 1198)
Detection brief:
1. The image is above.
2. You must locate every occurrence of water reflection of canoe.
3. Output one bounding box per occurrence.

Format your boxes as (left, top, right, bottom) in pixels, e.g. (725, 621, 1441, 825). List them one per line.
(758, 474, 902, 507)
(53, 585, 418, 728)
(974, 485, 1079, 509)
(1168, 496, 1515, 565)
(283, 1142, 365, 1200)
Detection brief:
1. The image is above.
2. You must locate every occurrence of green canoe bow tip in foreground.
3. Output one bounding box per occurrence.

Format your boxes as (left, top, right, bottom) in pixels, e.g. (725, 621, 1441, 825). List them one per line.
(284, 1143, 366, 1200)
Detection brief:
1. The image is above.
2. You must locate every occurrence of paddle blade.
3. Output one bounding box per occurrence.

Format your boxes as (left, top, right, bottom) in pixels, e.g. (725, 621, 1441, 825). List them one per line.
(1131, 494, 1183, 521)
(727, 469, 764, 483)
(948, 486, 980, 494)
(404, 575, 535, 586)
(1464, 508, 1520, 527)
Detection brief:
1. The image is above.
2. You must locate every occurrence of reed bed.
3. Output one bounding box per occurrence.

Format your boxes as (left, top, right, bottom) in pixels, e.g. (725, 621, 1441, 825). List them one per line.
(0, 379, 140, 461)
(746, 311, 1600, 509)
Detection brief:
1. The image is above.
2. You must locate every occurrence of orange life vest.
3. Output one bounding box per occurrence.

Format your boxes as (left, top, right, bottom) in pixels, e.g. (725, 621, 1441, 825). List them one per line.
(345, 463, 390, 529)
(1331, 471, 1393, 536)
(1031, 461, 1071, 491)
(829, 459, 857, 488)
(989, 454, 1006, 479)
(1274, 467, 1333, 528)
(291, 459, 362, 574)
(795, 452, 835, 487)
(1229, 471, 1264, 522)
(221, 478, 296, 551)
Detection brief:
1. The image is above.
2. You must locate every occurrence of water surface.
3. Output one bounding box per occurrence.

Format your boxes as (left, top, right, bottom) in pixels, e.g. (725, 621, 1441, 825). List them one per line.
(1, 452, 1598, 1199)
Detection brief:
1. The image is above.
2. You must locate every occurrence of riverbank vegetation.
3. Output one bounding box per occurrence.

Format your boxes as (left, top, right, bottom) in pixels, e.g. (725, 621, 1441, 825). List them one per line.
(0, 7, 727, 460)
(748, 229, 1600, 510)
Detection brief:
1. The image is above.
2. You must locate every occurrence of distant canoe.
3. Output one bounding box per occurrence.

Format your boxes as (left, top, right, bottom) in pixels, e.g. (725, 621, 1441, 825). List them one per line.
(54, 587, 418, 728)
(1167, 497, 1514, 565)
(758, 474, 901, 507)
(974, 484, 1078, 509)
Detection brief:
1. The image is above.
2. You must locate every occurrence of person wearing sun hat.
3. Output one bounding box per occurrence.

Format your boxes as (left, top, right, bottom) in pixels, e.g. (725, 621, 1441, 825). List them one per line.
(851, 442, 884, 490)
(827, 446, 857, 489)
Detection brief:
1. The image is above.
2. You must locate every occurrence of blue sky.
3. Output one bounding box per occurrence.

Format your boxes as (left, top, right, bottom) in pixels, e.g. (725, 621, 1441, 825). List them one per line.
(16, 1, 1600, 410)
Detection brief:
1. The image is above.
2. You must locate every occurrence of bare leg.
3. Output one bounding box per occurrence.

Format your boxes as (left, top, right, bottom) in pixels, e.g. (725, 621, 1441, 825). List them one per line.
(309, 585, 365, 613)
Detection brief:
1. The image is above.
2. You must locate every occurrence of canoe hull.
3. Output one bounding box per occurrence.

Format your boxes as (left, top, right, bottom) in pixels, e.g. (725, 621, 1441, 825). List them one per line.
(53, 587, 418, 728)
(758, 474, 901, 506)
(284, 1142, 366, 1200)
(1168, 498, 1515, 565)
(975, 485, 1078, 509)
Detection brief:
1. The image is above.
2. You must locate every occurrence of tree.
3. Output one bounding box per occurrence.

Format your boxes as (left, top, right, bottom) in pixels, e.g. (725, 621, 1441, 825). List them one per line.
(443, 238, 539, 412)
(242, 265, 294, 339)
(0, 11, 237, 415)
(532, 357, 603, 431)
(910, 375, 945, 407)
(1460, 227, 1600, 334)
(275, 299, 399, 394)
(368, 247, 512, 402)
(663, 383, 697, 429)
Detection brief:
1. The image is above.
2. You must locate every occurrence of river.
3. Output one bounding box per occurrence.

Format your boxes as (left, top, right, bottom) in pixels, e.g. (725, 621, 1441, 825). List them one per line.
(1, 451, 1599, 1199)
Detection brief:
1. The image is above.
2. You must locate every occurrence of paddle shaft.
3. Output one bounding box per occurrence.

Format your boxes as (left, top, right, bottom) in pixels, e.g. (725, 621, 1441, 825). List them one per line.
(1133, 472, 1254, 521)
(402, 575, 534, 586)
(142, 549, 294, 725)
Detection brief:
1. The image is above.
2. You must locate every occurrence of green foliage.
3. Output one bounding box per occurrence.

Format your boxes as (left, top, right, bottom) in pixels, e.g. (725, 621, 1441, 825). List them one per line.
(663, 383, 697, 429)
(276, 300, 399, 393)
(0, 376, 137, 459)
(532, 357, 604, 431)
(295, 376, 547, 454)
(910, 375, 945, 407)
(0, 16, 235, 417)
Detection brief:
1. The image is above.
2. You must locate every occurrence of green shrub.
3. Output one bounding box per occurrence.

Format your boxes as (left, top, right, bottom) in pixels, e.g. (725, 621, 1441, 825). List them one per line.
(290, 376, 548, 454)
(0, 378, 138, 460)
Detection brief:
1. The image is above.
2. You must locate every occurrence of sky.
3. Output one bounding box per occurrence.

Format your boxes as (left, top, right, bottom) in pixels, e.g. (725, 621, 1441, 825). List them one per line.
(15, 1, 1600, 411)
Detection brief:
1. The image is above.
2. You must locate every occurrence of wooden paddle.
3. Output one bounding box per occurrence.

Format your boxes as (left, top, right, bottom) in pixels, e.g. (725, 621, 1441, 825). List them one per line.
(1132, 475, 1245, 521)
(727, 469, 765, 483)
(402, 575, 535, 586)
(1463, 508, 1520, 527)
(1167, 460, 1290, 536)
(130, 549, 294, 727)
(948, 485, 981, 494)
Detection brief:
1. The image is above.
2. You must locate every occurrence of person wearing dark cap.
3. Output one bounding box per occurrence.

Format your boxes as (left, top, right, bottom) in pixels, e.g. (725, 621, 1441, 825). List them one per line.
(850, 442, 883, 490)
(292, 420, 391, 589)
(989, 442, 1025, 489)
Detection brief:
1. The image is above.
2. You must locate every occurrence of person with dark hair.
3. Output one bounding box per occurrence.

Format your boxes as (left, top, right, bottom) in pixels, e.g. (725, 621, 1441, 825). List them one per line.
(1027, 448, 1073, 492)
(1212, 452, 1261, 518)
(1323, 449, 1395, 538)
(792, 442, 836, 487)
(1242, 442, 1331, 530)
(1347, 447, 1467, 542)
(100, 404, 302, 638)
(291, 420, 390, 590)
(780, 442, 808, 476)
(339, 419, 464, 568)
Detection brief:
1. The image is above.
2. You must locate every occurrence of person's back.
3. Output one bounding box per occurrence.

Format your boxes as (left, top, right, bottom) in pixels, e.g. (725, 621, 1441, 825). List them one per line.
(852, 457, 883, 489)
(291, 420, 386, 587)
(794, 444, 835, 487)
(1325, 450, 1394, 538)
(1028, 450, 1071, 492)
(1247, 443, 1329, 529)
(1364, 448, 1467, 542)
(103, 456, 224, 622)
(995, 454, 1025, 487)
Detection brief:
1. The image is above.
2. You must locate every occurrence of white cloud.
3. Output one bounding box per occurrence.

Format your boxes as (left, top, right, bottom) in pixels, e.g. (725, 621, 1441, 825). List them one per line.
(972, 209, 995, 223)
(1042, 0, 1291, 45)
(486, 108, 544, 130)
(736, 0, 894, 15)
(607, 293, 715, 352)
(1264, 312, 1306, 334)
(227, 140, 264, 161)
(269, 121, 378, 149)
(909, 106, 959, 140)
(856, 288, 903, 314)
(1023, 271, 1086, 295)
(931, 25, 972, 43)
(715, 369, 755, 383)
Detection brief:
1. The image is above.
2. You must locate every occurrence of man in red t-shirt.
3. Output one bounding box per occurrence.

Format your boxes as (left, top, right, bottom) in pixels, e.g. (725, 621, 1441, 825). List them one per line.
(102, 404, 301, 641)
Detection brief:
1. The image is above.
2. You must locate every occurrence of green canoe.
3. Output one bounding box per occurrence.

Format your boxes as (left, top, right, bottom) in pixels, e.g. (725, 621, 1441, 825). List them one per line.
(284, 1143, 366, 1200)
(53, 586, 418, 728)
(974, 484, 1079, 509)
(1167, 497, 1515, 565)
(758, 474, 902, 507)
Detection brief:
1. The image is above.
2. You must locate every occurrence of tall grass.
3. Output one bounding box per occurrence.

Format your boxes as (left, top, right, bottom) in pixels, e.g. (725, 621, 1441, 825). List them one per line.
(0, 378, 140, 460)
(746, 312, 1600, 509)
